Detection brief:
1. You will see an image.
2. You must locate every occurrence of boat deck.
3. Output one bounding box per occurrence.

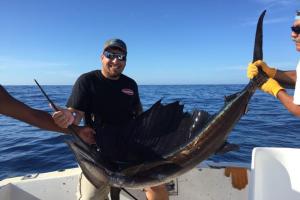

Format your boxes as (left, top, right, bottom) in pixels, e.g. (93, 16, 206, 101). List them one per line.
(2, 147, 300, 200)
(0, 162, 249, 200)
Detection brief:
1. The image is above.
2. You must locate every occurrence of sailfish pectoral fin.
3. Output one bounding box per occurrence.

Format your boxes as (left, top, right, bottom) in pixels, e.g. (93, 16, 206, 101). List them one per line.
(215, 141, 240, 155)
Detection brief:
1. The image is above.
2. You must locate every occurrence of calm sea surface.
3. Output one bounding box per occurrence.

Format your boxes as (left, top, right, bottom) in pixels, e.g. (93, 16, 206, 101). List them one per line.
(0, 85, 299, 180)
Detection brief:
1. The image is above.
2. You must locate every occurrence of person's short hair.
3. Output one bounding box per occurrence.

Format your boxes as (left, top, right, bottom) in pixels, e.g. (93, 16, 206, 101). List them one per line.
(103, 38, 127, 53)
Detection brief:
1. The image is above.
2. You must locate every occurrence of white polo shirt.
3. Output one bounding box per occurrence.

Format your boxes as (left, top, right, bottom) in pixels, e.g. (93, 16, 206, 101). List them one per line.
(293, 60, 300, 105)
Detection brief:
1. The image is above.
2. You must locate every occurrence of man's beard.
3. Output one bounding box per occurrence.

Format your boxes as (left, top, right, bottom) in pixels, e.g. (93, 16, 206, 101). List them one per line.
(109, 70, 122, 79)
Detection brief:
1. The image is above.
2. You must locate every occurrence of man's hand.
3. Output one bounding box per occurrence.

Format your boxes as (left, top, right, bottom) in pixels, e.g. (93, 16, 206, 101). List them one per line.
(52, 108, 74, 128)
(261, 78, 285, 97)
(247, 60, 277, 79)
(75, 126, 96, 145)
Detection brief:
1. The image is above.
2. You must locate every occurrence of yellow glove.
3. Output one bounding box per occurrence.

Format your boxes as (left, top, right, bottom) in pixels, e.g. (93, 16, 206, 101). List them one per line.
(247, 60, 277, 79)
(261, 78, 285, 97)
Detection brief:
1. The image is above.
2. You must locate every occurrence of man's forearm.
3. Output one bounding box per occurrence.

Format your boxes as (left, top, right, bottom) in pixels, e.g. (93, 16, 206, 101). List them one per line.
(28, 108, 71, 133)
(1, 93, 69, 133)
(275, 70, 297, 86)
(277, 90, 300, 117)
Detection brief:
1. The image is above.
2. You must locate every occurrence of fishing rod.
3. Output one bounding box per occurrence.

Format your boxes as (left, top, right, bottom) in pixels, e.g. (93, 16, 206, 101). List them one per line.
(34, 79, 88, 146)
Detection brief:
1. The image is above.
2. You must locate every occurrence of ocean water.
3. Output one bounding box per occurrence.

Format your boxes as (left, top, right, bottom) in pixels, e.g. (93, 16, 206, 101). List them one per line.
(0, 85, 300, 180)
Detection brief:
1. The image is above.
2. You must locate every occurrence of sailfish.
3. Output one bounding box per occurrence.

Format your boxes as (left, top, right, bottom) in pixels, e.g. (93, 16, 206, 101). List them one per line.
(35, 10, 268, 189)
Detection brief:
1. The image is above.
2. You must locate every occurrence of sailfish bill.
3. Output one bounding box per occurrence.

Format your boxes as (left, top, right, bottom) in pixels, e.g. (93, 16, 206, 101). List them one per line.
(35, 11, 268, 189)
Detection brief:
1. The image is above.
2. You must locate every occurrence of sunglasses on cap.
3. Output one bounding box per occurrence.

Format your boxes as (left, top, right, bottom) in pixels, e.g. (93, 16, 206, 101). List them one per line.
(103, 51, 126, 61)
(291, 26, 300, 34)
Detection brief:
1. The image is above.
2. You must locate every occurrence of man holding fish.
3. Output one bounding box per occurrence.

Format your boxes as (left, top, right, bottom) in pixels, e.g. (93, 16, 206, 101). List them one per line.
(52, 38, 169, 200)
(247, 11, 300, 117)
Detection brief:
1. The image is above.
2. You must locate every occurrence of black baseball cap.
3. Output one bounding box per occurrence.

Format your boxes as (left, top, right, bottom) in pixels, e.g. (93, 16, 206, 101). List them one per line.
(103, 38, 127, 53)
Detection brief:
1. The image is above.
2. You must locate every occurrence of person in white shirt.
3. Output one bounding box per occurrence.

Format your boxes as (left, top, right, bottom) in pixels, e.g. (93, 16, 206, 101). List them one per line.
(247, 11, 300, 117)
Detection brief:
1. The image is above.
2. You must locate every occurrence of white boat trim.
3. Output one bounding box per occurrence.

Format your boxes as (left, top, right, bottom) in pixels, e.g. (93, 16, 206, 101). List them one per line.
(0, 161, 249, 200)
(1, 147, 300, 200)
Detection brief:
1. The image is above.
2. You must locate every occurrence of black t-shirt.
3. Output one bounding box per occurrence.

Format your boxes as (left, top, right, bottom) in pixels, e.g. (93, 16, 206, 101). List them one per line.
(67, 70, 141, 159)
(67, 70, 141, 126)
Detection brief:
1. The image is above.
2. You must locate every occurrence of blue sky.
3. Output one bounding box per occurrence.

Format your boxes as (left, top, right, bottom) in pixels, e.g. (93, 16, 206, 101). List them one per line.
(0, 0, 299, 85)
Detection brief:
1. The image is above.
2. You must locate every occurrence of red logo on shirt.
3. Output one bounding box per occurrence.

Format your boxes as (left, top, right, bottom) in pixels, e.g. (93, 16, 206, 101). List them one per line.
(121, 88, 134, 96)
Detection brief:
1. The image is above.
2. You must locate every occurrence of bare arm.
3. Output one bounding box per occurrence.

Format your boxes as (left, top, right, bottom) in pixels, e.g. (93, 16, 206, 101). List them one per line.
(275, 70, 297, 87)
(0, 86, 68, 133)
(277, 90, 300, 117)
(274, 70, 300, 116)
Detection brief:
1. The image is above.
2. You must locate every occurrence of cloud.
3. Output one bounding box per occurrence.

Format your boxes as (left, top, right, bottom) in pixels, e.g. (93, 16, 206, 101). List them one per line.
(241, 0, 298, 27)
(0, 56, 82, 85)
(0, 57, 70, 70)
(255, 0, 297, 7)
(215, 65, 246, 72)
(212, 60, 297, 72)
(242, 16, 289, 27)
(270, 61, 297, 70)
(264, 17, 290, 25)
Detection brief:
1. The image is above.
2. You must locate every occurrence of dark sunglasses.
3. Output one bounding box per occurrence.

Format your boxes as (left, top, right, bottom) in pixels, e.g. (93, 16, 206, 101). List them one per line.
(103, 51, 126, 61)
(291, 26, 300, 34)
